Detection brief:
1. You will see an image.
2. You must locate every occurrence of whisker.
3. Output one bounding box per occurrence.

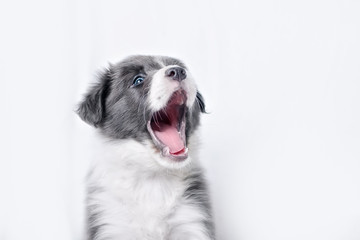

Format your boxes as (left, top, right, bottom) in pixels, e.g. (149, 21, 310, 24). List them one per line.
(154, 112, 161, 128)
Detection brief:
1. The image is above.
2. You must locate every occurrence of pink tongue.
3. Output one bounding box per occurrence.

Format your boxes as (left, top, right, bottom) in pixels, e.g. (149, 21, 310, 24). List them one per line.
(154, 124, 184, 154)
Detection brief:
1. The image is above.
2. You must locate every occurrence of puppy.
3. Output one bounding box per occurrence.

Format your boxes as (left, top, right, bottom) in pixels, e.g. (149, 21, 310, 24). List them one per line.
(77, 55, 214, 240)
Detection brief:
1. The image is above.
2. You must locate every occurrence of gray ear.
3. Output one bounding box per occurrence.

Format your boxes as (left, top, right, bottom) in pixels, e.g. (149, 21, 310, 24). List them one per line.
(196, 91, 206, 113)
(77, 70, 111, 127)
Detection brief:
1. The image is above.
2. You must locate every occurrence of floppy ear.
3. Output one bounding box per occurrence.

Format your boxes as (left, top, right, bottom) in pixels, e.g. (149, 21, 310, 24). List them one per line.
(77, 70, 111, 127)
(196, 91, 206, 113)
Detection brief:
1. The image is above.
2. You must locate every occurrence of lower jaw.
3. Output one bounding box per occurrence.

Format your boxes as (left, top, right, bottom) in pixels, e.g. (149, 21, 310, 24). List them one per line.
(146, 121, 188, 162)
(161, 147, 189, 161)
(155, 151, 192, 169)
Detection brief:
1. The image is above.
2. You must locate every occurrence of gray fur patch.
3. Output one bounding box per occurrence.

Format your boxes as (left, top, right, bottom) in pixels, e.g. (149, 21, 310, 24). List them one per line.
(184, 171, 216, 239)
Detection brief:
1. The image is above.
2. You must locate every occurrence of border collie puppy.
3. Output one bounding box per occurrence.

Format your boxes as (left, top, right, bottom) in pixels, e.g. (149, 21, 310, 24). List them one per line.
(77, 55, 214, 240)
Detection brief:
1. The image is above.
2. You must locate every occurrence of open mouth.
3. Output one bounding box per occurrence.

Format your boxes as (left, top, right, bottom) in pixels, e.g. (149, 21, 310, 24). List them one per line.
(147, 90, 188, 161)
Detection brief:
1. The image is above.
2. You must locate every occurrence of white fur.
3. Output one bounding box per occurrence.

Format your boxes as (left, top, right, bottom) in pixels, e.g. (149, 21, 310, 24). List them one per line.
(87, 134, 211, 240)
(148, 65, 198, 112)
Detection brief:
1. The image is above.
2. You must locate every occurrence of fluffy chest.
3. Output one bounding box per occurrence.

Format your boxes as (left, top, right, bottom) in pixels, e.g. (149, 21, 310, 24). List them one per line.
(88, 147, 191, 239)
(110, 167, 186, 222)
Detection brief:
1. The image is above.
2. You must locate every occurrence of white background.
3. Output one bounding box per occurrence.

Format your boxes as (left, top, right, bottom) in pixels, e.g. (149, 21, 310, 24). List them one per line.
(1, 0, 360, 239)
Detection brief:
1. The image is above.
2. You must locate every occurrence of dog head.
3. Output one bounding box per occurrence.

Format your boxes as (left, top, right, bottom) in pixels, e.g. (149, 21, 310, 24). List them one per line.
(77, 55, 206, 168)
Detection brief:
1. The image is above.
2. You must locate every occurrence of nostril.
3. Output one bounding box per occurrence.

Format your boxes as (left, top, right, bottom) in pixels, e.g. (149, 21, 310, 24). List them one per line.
(178, 68, 187, 81)
(167, 70, 177, 78)
(180, 69, 186, 76)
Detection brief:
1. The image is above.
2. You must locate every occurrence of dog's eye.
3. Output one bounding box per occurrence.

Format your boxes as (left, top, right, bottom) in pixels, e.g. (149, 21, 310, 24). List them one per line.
(132, 76, 145, 87)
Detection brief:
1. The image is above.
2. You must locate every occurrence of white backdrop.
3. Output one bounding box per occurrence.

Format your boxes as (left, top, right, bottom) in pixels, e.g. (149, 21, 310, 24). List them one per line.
(1, 0, 360, 239)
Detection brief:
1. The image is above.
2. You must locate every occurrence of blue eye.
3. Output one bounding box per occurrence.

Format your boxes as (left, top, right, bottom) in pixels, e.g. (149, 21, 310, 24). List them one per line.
(132, 76, 145, 86)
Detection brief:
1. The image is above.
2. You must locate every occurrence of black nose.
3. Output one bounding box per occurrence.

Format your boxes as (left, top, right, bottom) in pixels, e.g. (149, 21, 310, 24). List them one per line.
(165, 67, 187, 81)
